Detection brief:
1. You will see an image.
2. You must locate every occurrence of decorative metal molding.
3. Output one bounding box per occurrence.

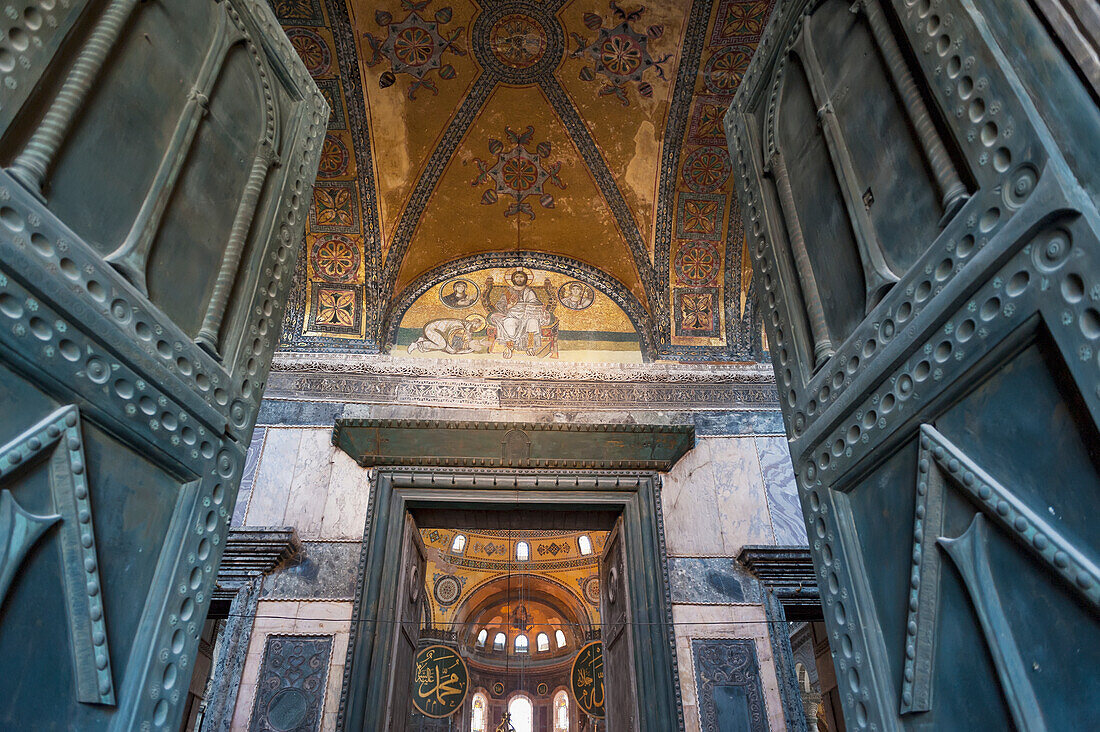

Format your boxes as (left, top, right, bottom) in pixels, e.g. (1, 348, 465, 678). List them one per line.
(901, 425, 1099, 723)
(737, 545, 819, 615)
(691, 638, 769, 732)
(214, 526, 301, 601)
(332, 419, 695, 470)
(0, 405, 114, 705)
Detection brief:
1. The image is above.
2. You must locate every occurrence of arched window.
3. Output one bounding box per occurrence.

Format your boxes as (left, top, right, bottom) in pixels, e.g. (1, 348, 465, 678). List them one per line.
(536, 632, 550, 652)
(508, 696, 533, 732)
(493, 632, 506, 651)
(515, 634, 528, 653)
(471, 692, 488, 732)
(476, 629, 488, 648)
(451, 533, 466, 553)
(555, 629, 567, 648)
(577, 534, 592, 555)
(516, 541, 529, 561)
(553, 690, 570, 731)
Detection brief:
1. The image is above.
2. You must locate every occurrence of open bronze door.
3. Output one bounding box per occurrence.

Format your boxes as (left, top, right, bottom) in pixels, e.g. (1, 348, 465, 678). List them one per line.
(600, 518, 638, 731)
(0, 0, 324, 728)
(728, 0, 1100, 729)
(385, 513, 427, 730)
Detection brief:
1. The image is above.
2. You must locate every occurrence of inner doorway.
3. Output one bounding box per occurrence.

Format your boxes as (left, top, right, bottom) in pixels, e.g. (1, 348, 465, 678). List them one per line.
(409, 525, 609, 731)
(339, 470, 679, 732)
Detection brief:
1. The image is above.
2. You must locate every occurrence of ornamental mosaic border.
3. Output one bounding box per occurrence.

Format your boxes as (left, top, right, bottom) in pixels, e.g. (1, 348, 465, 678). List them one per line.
(263, 371, 780, 410)
(271, 351, 774, 382)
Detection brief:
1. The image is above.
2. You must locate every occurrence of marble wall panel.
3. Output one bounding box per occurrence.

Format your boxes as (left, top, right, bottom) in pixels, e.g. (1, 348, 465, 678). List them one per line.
(234, 428, 267, 527)
(258, 399, 345, 426)
(692, 638, 769, 731)
(668, 557, 762, 604)
(673, 604, 787, 732)
(282, 429, 335, 537)
(754, 436, 807, 545)
(247, 635, 332, 732)
(708, 438, 776, 552)
(231, 601, 353, 732)
(320, 449, 371, 539)
(245, 428, 302, 527)
(262, 541, 360, 600)
(662, 440, 725, 556)
(693, 410, 785, 436)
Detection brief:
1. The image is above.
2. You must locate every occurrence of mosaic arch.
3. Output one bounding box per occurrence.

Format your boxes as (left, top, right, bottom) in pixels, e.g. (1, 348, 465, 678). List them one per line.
(386, 251, 656, 361)
(274, 0, 773, 361)
(418, 528, 606, 635)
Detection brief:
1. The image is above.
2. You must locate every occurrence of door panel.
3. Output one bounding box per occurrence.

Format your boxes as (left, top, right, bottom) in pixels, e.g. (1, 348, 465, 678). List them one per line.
(0, 0, 325, 728)
(728, 0, 1100, 729)
(387, 514, 426, 731)
(600, 519, 638, 731)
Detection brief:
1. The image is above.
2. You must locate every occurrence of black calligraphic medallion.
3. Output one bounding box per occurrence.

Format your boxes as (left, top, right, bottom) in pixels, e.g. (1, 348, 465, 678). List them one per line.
(570, 641, 605, 718)
(411, 645, 470, 718)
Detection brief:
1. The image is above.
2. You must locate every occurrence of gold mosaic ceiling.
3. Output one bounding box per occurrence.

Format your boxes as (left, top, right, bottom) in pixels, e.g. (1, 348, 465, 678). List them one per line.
(275, 0, 774, 361)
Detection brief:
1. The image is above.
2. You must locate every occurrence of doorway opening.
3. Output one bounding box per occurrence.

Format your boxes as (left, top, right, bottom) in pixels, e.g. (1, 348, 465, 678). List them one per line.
(338, 470, 679, 732)
(409, 526, 608, 731)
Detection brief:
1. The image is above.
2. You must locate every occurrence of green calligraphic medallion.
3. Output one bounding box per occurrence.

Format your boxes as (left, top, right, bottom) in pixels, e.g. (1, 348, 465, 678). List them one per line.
(411, 645, 470, 718)
(570, 641, 605, 718)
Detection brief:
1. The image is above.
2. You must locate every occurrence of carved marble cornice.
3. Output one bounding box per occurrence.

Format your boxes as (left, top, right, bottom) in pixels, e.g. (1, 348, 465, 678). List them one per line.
(270, 352, 775, 384)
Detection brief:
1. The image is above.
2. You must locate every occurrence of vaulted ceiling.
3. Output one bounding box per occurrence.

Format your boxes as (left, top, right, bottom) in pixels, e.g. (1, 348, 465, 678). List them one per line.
(274, 0, 774, 361)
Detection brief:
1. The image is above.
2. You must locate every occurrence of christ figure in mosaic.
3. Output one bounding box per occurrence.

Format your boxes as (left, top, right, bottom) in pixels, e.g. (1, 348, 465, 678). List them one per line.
(489, 270, 551, 357)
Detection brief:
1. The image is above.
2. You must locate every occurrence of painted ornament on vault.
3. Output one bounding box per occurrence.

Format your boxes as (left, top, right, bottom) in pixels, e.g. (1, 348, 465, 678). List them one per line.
(570, 2, 671, 105)
(285, 28, 331, 77)
(363, 0, 465, 99)
(471, 126, 565, 219)
(674, 241, 720, 285)
(310, 234, 361, 283)
(489, 13, 547, 70)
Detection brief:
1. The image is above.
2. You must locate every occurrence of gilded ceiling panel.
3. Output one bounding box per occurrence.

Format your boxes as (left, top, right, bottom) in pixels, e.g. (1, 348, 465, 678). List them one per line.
(274, 0, 774, 361)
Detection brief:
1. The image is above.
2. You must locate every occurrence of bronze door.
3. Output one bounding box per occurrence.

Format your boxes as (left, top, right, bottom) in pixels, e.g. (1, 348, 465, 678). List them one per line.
(0, 0, 324, 728)
(387, 513, 428, 730)
(727, 0, 1100, 729)
(600, 519, 638, 731)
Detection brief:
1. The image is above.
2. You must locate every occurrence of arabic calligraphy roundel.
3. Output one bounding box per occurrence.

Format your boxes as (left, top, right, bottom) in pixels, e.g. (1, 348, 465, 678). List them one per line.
(411, 645, 470, 718)
(570, 641, 605, 719)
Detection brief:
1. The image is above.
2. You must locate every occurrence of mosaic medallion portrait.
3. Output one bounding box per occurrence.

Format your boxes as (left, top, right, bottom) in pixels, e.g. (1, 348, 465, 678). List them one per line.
(438, 278, 480, 309)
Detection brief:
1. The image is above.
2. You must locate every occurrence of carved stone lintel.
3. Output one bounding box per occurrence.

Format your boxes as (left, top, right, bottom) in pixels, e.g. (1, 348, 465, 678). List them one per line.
(737, 545, 820, 616)
(214, 526, 301, 600)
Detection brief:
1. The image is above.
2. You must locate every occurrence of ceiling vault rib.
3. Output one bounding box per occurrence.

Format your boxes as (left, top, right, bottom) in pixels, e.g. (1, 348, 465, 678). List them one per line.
(376, 70, 499, 339)
(539, 76, 661, 318)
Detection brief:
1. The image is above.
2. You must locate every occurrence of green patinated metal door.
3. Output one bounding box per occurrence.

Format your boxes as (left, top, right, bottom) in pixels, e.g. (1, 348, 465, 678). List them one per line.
(0, 0, 324, 728)
(727, 0, 1100, 729)
(600, 518, 637, 731)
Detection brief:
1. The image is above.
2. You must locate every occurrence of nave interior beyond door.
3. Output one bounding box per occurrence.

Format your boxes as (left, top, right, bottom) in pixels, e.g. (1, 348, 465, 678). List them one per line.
(406, 525, 611, 732)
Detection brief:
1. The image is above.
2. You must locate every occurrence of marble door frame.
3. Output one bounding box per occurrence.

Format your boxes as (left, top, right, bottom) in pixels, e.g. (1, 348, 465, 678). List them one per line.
(337, 468, 683, 732)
